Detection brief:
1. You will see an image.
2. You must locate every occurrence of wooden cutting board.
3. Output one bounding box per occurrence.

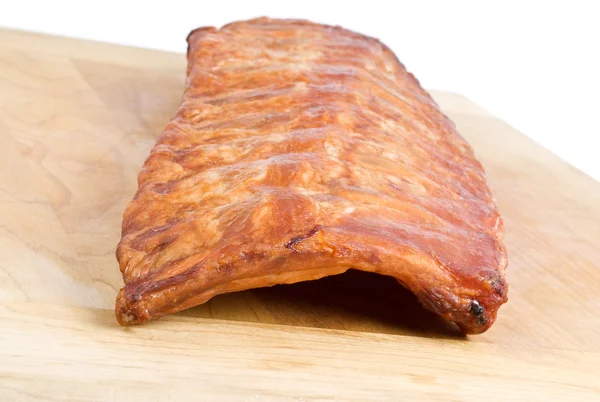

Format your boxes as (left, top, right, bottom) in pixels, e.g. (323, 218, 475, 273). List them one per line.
(1, 28, 599, 401)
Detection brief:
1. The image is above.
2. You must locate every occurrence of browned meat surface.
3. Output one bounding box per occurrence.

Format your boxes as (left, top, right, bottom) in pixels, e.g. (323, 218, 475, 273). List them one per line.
(115, 17, 508, 334)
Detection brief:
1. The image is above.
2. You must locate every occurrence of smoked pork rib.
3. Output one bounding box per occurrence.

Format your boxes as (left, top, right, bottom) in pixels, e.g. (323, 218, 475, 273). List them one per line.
(116, 18, 508, 334)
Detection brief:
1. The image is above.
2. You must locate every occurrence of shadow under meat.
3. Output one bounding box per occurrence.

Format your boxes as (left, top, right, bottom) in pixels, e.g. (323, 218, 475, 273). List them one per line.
(186, 269, 465, 340)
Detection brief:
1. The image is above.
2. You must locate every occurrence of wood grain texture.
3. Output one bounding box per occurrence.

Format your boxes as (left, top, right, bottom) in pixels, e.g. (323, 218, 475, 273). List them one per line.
(0, 28, 599, 400)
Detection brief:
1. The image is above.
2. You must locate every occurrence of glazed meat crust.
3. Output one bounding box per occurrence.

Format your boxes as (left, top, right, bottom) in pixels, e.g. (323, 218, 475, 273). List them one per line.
(116, 18, 508, 334)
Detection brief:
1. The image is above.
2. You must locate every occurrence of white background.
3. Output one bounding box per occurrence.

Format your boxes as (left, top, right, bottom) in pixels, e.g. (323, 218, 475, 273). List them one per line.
(2, 0, 599, 182)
